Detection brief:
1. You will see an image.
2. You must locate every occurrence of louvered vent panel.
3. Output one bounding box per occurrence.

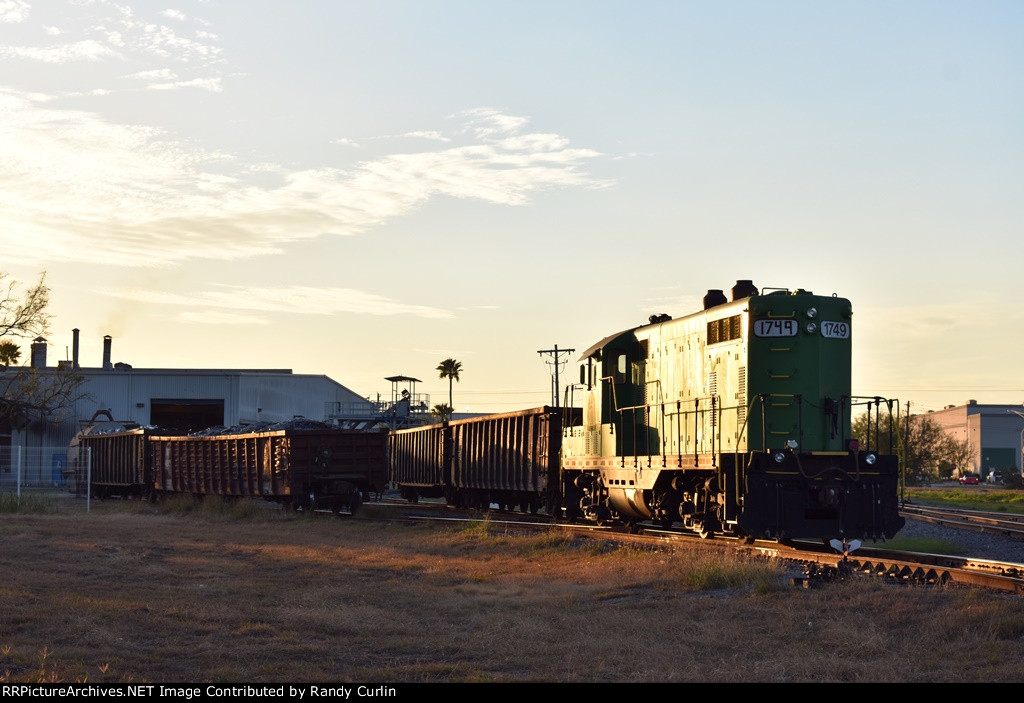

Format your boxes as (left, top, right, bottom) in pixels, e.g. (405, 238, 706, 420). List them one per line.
(738, 367, 747, 425)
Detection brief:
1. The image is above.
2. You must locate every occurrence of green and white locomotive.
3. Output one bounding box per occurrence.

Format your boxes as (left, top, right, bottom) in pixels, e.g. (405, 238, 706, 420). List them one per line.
(560, 281, 904, 543)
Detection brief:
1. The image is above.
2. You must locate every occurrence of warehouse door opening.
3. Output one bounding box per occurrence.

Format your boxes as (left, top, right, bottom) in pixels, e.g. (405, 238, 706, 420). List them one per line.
(150, 399, 225, 433)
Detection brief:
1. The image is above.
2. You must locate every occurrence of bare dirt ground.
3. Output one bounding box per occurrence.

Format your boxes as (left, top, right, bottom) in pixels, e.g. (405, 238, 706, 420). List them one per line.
(2, 500, 1024, 683)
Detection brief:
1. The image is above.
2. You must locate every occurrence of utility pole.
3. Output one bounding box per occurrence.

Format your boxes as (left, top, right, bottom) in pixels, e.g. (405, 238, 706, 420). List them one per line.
(537, 344, 574, 407)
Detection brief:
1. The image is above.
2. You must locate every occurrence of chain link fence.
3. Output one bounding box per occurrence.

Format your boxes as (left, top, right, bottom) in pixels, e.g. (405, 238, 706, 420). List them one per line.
(0, 445, 91, 513)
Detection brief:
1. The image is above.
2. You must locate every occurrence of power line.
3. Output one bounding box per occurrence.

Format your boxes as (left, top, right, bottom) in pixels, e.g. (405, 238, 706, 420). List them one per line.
(537, 344, 574, 407)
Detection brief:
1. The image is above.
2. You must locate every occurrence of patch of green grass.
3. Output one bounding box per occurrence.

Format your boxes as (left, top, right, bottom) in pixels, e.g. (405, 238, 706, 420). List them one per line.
(454, 514, 495, 539)
(907, 487, 1024, 514)
(882, 535, 967, 556)
(681, 558, 787, 593)
(510, 531, 576, 555)
(0, 493, 59, 514)
(154, 494, 273, 520)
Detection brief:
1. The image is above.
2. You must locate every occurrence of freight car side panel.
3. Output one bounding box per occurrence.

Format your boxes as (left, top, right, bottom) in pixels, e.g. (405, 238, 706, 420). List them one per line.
(450, 408, 556, 493)
(389, 407, 575, 512)
(73, 430, 151, 494)
(388, 424, 446, 489)
(285, 431, 388, 497)
(149, 430, 386, 502)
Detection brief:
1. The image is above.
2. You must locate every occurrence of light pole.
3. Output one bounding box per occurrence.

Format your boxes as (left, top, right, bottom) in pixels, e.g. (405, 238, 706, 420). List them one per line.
(1007, 408, 1024, 479)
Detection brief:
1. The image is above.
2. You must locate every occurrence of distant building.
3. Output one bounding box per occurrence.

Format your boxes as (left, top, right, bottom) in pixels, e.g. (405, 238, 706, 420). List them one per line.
(0, 332, 377, 487)
(928, 400, 1024, 479)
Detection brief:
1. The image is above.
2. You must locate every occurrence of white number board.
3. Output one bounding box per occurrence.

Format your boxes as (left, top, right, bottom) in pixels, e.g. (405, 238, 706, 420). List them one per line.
(753, 319, 797, 337)
(820, 321, 850, 339)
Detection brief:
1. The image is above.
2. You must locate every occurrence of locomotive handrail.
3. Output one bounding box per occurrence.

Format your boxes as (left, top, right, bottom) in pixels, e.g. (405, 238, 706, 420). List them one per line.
(850, 395, 903, 503)
(613, 395, 742, 470)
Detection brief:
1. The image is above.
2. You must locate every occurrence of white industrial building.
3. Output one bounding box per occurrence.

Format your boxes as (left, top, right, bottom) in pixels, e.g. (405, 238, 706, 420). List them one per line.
(1, 332, 383, 488)
(928, 400, 1024, 480)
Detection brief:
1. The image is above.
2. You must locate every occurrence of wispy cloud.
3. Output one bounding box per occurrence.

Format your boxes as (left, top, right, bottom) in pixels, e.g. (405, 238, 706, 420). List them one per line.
(0, 39, 120, 62)
(0, 89, 606, 268)
(101, 285, 455, 321)
(177, 310, 271, 326)
(401, 130, 450, 142)
(146, 76, 222, 92)
(0, 1, 225, 91)
(0, 1, 30, 24)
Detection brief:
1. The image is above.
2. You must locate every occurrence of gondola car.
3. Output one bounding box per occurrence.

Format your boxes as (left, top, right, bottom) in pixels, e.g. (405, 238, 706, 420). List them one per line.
(389, 406, 575, 515)
(69, 425, 387, 513)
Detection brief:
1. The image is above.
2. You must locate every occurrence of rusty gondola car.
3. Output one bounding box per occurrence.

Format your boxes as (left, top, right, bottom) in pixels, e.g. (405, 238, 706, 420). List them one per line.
(69, 427, 388, 513)
(148, 429, 387, 512)
(389, 406, 578, 515)
(69, 426, 158, 499)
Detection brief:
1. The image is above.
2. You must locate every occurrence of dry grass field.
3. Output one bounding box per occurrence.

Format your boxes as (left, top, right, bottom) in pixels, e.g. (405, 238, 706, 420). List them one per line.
(2, 497, 1024, 683)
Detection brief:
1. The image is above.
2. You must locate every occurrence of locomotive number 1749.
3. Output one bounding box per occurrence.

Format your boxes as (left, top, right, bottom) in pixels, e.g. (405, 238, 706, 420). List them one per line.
(820, 321, 850, 339)
(753, 319, 797, 337)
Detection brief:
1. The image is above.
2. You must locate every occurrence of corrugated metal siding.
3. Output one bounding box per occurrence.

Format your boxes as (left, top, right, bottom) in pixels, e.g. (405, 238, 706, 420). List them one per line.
(149, 430, 386, 498)
(75, 429, 149, 488)
(388, 424, 445, 488)
(450, 407, 563, 493)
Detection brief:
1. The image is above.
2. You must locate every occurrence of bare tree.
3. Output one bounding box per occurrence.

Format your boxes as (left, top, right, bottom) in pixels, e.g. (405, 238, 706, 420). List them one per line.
(0, 272, 85, 428)
(0, 272, 51, 339)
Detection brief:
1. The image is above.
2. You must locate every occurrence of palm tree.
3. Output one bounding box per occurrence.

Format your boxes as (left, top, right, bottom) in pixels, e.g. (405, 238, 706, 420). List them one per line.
(436, 358, 463, 412)
(0, 339, 20, 369)
(430, 403, 453, 422)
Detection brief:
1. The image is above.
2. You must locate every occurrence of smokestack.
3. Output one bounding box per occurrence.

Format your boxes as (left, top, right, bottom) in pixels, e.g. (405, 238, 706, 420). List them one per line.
(703, 289, 727, 310)
(103, 335, 112, 370)
(731, 280, 758, 301)
(73, 328, 80, 369)
(31, 337, 47, 368)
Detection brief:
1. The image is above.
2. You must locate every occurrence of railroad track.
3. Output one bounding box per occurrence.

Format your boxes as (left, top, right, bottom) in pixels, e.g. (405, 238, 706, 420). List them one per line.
(377, 498, 1024, 595)
(900, 503, 1024, 540)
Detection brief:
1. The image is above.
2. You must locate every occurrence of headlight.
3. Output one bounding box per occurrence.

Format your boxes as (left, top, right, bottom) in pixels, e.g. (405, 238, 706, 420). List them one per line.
(865, 453, 877, 465)
(806, 307, 818, 319)
(805, 322, 817, 334)
(773, 451, 786, 464)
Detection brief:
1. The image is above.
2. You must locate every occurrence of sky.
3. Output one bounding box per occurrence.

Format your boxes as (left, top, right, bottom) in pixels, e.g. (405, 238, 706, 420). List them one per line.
(1, 0, 1022, 416)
